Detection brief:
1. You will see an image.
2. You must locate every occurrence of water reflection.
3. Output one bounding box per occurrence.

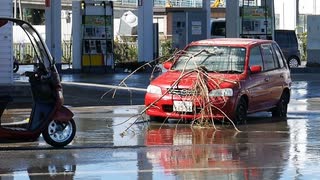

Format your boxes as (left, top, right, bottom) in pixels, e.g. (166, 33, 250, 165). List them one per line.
(145, 122, 290, 179)
(27, 164, 76, 180)
(0, 151, 76, 179)
(290, 81, 320, 113)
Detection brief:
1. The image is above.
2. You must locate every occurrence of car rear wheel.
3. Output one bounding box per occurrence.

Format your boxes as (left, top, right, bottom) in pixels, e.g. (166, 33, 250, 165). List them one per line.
(149, 116, 168, 123)
(272, 92, 289, 118)
(288, 57, 299, 68)
(234, 98, 247, 124)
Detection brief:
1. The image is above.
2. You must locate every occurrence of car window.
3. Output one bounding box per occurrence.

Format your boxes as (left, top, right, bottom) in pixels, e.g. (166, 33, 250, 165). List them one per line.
(288, 31, 298, 48)
(211, 21, 226, 37)
(275, 30, 298, 49)
(172, 45, 246, 73)
(261, 44, 279, 71)
(272, 43, 285, 68)
(274, 31, 287, 48)
(249, 46, 264, 71)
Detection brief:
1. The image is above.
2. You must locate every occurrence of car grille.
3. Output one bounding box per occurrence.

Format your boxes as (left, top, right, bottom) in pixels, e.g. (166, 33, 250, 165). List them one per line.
(167, 88, 198, 96)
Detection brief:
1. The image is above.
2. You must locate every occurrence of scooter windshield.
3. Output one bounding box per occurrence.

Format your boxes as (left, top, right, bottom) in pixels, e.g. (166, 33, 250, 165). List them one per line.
(18, 21, 53, 70)
(0, 17, 53, 70)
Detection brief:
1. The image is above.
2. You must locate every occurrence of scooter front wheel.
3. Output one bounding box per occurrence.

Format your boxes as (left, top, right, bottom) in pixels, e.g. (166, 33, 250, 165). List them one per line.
(42, 119, 76, 147)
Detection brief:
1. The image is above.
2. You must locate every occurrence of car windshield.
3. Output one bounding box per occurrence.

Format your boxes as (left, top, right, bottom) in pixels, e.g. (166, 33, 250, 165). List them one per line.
(172, 45, 246, 73)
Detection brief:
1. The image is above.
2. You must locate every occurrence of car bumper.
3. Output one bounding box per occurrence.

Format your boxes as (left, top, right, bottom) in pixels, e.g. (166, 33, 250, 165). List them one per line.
(145, 93, 237, 120)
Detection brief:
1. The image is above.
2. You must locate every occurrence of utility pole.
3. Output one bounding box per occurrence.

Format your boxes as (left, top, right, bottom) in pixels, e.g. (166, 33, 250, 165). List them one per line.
(296, 0, 300, 30)
(13, 0, 16, 19)
(226, 0, 240, 38)
(138, 0, 154, 63)
(45, 0, 62, 71)
(296, 0, 299, 29)
(18, 0, 23, 19)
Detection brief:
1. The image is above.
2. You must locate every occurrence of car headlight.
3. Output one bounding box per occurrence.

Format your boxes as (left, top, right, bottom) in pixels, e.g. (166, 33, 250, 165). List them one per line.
(147, 85, 162, 95)
(209, 88, 233, 97)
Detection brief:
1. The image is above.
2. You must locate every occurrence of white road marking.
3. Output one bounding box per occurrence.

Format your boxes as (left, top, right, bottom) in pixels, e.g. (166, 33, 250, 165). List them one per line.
(63, 82, 147, 92)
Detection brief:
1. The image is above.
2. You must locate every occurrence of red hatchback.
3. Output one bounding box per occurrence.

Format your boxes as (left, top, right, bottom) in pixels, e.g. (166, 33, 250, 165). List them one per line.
(145, 38, 291, 123)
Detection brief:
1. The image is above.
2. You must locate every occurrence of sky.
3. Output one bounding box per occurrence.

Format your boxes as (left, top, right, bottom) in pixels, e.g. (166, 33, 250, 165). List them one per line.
(299, 0, 320, 14)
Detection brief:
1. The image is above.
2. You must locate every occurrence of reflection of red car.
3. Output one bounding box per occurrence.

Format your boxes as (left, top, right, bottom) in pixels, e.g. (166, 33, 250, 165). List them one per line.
(145, 38, 291, 123)
(145, 126, 252, 176)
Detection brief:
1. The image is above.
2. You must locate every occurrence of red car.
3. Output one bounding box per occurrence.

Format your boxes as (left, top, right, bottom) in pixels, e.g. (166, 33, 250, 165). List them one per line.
(145, 38, 291, 123)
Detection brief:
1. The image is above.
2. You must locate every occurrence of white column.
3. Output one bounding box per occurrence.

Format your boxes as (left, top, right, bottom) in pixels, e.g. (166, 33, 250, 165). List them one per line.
(203, 0, 211, 39)
(71, 1, 82, 70)
(45, 0, 62, 70)
(0, 0, 12, 84)
(138, 0, 154, 62)
(226, 0, 240, 38)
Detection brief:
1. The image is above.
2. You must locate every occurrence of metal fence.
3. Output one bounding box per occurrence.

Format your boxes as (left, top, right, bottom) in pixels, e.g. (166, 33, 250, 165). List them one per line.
(13, 41, 72, 64)
(22, 0, 224, 8)
(111, 0, 217, 7)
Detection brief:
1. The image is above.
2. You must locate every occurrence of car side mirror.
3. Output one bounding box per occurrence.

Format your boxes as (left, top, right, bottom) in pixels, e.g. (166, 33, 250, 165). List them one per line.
(250, 65, 262, 74)
(163, 62, 173, 70)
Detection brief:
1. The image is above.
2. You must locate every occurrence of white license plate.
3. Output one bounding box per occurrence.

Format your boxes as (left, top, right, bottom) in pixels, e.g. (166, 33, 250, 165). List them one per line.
(173, 101, 193, 112)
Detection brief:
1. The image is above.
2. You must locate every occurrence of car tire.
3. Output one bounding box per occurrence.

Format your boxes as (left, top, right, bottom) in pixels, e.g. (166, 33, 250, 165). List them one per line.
(149, 116, 168, 123)
(272, 92, 289, 118)
(234, 97, 247, 124)
(288, 57, 299, 68)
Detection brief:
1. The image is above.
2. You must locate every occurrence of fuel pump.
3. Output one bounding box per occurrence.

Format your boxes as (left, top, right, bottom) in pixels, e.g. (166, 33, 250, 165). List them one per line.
(73, 0, 114, 73)
(167, 8, 209, 50)
(240, 0, 275, 40)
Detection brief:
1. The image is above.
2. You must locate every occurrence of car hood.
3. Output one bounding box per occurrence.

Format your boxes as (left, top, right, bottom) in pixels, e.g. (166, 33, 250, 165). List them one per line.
(151, 71, 243, 89)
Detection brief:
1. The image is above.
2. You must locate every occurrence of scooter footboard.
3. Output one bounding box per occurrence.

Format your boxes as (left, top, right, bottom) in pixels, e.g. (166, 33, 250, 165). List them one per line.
(53, 106, 74, 122)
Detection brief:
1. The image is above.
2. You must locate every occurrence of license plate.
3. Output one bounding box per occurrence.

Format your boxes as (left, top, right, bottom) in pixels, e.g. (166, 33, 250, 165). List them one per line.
(173, 101, 193, 112)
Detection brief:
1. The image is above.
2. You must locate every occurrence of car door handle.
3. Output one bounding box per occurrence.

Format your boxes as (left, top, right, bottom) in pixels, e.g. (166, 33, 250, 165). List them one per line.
(280, 74, 284, 78)
(264, 78, 270, 82)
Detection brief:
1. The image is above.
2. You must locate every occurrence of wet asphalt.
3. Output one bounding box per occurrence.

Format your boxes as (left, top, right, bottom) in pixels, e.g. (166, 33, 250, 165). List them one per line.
(1, 65, 320, 179)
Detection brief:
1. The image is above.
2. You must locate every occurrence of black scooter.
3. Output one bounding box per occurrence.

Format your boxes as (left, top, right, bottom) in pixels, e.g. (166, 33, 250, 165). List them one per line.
(0, 17, 76, 147)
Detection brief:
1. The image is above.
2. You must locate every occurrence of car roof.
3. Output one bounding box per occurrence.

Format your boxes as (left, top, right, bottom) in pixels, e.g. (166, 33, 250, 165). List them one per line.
(189, 38, 274, 48)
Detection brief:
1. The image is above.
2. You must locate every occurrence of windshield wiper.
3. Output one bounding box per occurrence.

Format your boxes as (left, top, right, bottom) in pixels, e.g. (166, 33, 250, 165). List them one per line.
(216, 70, 242, 74)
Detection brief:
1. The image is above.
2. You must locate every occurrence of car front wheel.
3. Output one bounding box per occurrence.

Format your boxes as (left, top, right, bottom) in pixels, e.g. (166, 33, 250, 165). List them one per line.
(234, 98, 247, 124)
